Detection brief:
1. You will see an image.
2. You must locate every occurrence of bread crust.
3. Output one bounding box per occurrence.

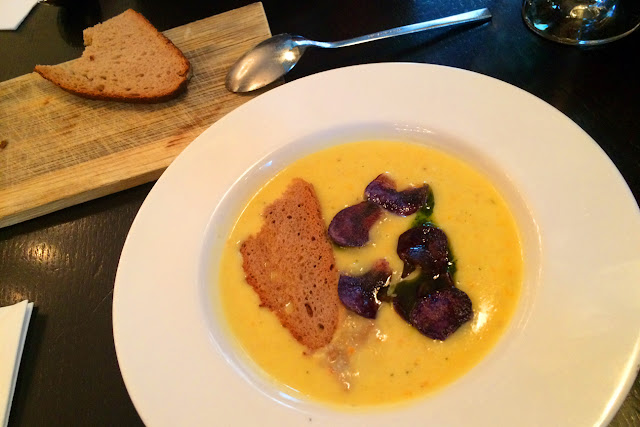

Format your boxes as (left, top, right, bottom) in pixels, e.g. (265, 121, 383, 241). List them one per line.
(34, 9, 190, 103)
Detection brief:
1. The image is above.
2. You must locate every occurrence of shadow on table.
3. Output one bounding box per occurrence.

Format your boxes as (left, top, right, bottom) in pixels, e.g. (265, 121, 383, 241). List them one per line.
(0, 183, 155, 240)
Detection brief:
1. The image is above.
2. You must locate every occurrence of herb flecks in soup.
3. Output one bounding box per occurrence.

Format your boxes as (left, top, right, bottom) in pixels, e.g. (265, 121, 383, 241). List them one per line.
(219, 140, 523, 407)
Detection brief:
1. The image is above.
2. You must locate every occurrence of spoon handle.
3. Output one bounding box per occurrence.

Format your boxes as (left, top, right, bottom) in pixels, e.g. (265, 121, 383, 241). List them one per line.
(316, 8, 492, 49)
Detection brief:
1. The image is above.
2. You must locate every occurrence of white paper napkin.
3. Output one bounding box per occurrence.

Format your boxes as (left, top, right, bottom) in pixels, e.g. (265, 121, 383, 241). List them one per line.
(0, 0, 39, 30)
(0, 300, 33, 427)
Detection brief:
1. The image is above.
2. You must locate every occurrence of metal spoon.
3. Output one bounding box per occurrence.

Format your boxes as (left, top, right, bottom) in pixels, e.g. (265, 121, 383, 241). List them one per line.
(226, 8, 492, 93)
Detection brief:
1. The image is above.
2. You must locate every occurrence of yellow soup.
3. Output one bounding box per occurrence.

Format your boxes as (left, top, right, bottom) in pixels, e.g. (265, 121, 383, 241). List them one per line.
(218, 140, 523, 408)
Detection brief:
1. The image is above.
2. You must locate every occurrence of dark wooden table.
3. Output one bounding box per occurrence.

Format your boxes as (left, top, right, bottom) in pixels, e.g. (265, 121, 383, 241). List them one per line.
(1, 0, 639, 425)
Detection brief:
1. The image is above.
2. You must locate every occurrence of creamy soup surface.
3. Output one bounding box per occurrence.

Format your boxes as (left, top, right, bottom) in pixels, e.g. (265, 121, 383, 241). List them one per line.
(218, 140, 523, 408)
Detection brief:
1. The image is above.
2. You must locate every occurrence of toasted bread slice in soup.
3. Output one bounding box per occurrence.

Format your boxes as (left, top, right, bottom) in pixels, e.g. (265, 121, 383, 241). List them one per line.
(240, 179, 341, 351)
(35, 9, 190, 102)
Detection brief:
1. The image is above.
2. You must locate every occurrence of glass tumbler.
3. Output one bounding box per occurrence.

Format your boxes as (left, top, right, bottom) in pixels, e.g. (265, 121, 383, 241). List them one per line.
(523, 0, 640, 45)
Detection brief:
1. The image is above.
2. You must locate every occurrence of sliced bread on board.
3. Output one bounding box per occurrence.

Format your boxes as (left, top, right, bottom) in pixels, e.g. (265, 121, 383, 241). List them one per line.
(35, 9, 190, 102)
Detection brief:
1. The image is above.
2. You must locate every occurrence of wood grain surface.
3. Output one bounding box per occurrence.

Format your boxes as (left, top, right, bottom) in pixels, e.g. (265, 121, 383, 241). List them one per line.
(0, 2, 272, 228)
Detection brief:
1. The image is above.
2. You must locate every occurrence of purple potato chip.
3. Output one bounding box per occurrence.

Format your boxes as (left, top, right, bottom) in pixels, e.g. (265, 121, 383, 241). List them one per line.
(338, 259, 392, 319)
(392, 297, 411, 323)
(365, 174, 429, 216)
(391, 271, 454, 323)
(409, 287, 473, 340)
(397, 225, 450, 278)
(328, 201, 383, 247)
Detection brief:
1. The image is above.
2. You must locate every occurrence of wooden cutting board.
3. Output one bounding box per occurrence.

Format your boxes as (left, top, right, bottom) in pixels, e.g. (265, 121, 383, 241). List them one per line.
(0, 3, 275, 228)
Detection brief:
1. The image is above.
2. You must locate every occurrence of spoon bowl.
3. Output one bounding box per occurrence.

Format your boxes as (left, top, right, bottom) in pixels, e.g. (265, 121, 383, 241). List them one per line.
(226, 34, 310, 93)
